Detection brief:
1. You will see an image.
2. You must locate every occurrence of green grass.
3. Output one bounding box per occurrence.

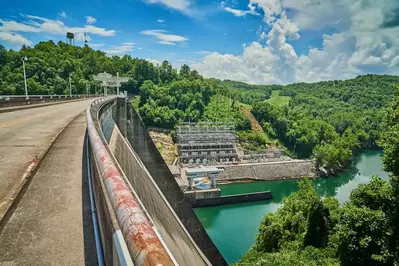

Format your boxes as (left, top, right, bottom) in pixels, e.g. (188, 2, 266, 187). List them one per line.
(266, 90, 291, 107)
(237, 101, 252, 110)
(131, 96, 140, 109)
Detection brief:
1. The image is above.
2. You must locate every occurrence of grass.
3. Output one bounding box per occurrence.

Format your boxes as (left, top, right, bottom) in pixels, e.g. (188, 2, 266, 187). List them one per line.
(131, 95, 140, 109)
(237, 101, 252, 110)
(266, 90, 291, 107)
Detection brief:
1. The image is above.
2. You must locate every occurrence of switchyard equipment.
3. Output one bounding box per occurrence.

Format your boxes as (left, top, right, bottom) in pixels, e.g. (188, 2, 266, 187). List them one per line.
(176, 122, 238, 164)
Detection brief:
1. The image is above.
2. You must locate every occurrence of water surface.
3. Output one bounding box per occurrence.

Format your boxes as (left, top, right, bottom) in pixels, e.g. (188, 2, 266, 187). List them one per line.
(194, 150, 389, 264)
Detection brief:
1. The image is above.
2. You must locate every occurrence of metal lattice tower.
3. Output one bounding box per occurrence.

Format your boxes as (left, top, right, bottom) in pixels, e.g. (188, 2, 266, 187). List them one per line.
(176, 122, 238, 165)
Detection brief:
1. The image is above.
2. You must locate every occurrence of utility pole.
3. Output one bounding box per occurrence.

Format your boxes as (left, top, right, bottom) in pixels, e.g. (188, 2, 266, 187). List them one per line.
(69, 74, 72, 97)
(116, 72, 120, 96)
(21, 56, 28, 99)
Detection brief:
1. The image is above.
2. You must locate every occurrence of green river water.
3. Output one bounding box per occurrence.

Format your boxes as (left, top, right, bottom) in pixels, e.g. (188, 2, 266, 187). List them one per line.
(194, 150, 389, 264)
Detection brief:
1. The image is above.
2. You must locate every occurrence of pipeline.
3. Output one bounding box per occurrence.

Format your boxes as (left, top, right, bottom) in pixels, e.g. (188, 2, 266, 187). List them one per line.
(86, 100, 175, 266)
(86, 135, 105, 266)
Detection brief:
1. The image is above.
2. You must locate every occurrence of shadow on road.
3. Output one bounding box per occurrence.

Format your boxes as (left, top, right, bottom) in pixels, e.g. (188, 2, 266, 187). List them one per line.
(81, 132, 99, 265)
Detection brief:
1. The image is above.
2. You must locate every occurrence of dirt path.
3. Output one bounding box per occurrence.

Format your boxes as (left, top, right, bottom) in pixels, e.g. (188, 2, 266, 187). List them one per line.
(239, 105, 264, 133)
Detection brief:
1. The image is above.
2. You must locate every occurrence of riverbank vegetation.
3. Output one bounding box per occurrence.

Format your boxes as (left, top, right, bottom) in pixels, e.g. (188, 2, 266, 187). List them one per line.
(237, 85, 399, 266)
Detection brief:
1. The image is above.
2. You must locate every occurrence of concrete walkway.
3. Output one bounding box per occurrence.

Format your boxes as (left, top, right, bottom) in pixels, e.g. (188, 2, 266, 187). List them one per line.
(0, 112, 98, 265)
(0, 99, 94, 218)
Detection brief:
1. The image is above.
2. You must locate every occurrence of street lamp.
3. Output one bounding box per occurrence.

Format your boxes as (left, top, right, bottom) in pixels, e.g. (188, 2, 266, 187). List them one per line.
(21, 56, 28, 99)
(69, 73, 72, 97)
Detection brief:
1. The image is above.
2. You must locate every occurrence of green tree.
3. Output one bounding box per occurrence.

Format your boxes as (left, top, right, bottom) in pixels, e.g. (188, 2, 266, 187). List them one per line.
(304, 200, 330, 248)
(179, 64, 191, 79)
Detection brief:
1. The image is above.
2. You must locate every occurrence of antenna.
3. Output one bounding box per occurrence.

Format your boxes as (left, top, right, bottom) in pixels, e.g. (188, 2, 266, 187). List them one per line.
(84, 32, 88, 44)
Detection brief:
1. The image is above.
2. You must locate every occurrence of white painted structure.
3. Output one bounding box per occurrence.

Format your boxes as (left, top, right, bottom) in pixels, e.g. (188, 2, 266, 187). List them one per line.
(93, 72, 129, 96)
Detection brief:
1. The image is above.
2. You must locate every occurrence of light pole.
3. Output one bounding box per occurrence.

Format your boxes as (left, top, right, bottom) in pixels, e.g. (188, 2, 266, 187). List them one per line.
(21, 56, 28, 99)
(69, 74, 72, 97)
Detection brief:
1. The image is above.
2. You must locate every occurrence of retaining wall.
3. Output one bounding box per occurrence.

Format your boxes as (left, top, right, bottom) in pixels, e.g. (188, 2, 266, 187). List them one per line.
(218, 160, 315, 182)
(190, 191, 273, 208)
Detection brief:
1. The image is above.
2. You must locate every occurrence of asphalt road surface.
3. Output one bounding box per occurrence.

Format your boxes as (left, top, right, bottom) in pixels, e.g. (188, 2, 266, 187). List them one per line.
(0, 112, 97, 265)
(0, 99, 93, 216)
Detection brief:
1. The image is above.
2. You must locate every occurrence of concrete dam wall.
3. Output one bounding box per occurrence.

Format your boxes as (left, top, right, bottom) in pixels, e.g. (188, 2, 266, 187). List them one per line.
(111, 99, 227, 266)
(218, 160, 316, 182)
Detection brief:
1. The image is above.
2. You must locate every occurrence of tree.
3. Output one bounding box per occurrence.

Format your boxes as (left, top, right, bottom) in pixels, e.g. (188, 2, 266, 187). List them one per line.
(380, 84, 399, 176)
(304, 200, 330, 248)
(179, 64, 191, 79)
(336, 204, 393, 266)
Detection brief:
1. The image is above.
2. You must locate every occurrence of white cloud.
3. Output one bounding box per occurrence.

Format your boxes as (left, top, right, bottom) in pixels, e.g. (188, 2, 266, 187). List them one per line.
(103, 43, 135, 55)
(157, 19, 165, 23)
(2, 14, 116, 40)
(157, 41, 176, 45)
(0, 14, 116, 48)
(141, 29, 188, 45)
(0, 31, 32, 45)
(249, 0, 282, 24)
(59, 11, 67, 19)
(196, 50, 212, 55)
(147, 58, 162, 66)
(0, 19, 40, 32)
(86, 16, 97, 24)
(193, 0, 399, 84)
(89, 43, 105, 48)
(224, 7, 260, 17)
(143, 0, 191, 14)
(258, 32, 266, 40)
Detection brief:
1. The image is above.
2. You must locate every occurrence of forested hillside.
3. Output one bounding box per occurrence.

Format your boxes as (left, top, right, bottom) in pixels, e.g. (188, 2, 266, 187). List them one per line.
(238, 85, 399, 266)
(1, 41, 399, 169)
(253, 75, 399, 170)
(0, 41, 184, 95)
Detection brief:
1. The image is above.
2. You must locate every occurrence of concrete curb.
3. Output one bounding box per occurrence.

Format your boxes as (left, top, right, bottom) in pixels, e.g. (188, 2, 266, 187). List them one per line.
(0, 110, 87, 232)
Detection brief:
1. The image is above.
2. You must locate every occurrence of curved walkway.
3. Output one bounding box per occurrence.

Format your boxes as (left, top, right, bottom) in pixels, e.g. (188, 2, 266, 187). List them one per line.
(0, 99, 93, 217)
(0, 112, 97, 265)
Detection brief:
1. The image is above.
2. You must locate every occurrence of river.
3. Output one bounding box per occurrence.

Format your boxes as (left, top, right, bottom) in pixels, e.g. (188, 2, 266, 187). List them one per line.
(194, 150, 389, 264)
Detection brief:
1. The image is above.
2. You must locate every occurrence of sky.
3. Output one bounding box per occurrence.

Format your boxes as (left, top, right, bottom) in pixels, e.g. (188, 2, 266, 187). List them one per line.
(0, 0, 399, 84)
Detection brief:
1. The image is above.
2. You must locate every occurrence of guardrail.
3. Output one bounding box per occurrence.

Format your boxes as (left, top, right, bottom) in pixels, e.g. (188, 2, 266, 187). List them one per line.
(87, 97, 175, 266)
(0, 94, 99, 108)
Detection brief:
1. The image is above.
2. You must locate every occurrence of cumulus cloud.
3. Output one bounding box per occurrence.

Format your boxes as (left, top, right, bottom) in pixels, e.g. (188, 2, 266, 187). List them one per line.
(259, 31, 266, 39)
(141, 29, 188, 45)
(85, 16, 97, 24)
(193, 0, 399, 84)
(157, 19, 165, 23)
(0, 31, 32, 45)
(249, 0, 282, 25)
(224, 7, 260, 17)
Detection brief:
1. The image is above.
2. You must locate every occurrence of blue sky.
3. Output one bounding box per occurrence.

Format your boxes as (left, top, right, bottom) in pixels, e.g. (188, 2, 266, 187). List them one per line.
(1, 0, 399, 84)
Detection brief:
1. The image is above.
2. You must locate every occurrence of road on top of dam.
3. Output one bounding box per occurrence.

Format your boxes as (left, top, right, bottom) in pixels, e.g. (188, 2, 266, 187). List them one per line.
(0, 99, 94, 217)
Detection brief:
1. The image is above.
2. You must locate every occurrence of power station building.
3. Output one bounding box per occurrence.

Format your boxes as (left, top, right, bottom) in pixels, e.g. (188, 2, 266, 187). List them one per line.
(176, 122, 238, 165)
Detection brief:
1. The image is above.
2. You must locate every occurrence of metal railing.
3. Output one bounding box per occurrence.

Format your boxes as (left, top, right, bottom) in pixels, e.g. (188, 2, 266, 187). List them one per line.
(0, 94, 99, 108)
(86, 97, 175, 266)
